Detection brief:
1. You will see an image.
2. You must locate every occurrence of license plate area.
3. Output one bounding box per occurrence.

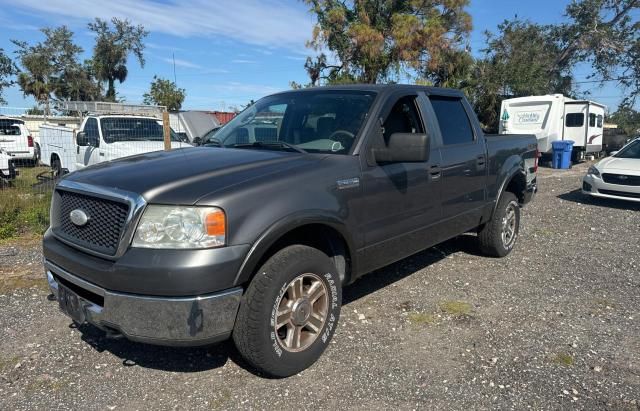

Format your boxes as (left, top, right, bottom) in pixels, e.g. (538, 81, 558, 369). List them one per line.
(58, 284, 86, 324)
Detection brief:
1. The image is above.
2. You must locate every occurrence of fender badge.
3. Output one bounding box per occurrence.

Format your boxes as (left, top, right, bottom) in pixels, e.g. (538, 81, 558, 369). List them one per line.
(336, 177, 360, 190)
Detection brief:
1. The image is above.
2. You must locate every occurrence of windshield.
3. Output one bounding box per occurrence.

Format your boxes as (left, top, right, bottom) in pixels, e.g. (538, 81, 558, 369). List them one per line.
(101, 117, 179, 143)
(615, 139, 640, 159)
(213, 90, 377, 154)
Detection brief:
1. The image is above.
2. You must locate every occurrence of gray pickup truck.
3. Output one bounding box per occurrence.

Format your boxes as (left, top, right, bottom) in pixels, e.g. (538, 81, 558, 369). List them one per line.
(44, 85, 537, 377)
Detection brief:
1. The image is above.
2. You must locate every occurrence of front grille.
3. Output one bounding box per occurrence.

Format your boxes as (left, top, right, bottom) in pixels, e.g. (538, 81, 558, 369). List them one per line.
(599, 189, 640, 199)
(54, 190, 130, 255)
(602, 173, 640, 186)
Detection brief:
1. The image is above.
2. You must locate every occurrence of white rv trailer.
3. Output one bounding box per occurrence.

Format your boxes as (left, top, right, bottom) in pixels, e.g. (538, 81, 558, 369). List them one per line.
(499, 94, 606, 160)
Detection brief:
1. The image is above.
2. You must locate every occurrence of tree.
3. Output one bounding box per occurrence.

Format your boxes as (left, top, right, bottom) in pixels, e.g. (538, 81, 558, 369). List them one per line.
(608, 104, 640, 135)
(303, 0, 472, 84)
(88, 18, 148, 101)
(0, 49, 17, 105)
(554, 0, 640, 105)
(142, 76, 185, 110)
(466, 19, 574, 131)
(12, 26, 97, 114)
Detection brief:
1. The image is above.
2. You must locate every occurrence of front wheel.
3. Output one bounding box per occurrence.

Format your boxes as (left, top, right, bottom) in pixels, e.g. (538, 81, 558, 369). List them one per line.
(477, 192, 520, 257)
(233, 245, 342, 377)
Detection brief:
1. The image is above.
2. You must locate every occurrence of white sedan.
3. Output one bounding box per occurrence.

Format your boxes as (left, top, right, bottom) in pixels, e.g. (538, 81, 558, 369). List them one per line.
(583, 138, 640, 202)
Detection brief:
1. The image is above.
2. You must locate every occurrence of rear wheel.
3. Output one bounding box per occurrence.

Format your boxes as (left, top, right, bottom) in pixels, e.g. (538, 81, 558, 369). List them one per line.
(233, 245, 342, 377)
(51, 156, 62, 179)
(477, 192, 520, 257)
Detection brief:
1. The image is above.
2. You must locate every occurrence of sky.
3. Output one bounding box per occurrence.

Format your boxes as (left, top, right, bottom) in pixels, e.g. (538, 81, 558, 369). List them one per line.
(0, 0, 630, 112)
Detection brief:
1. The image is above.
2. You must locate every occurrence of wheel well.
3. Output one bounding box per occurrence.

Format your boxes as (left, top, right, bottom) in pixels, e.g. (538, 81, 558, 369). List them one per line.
(253, 224, 351, 285)
(504, 172, 526, 204)
(50, 153, 60, 164)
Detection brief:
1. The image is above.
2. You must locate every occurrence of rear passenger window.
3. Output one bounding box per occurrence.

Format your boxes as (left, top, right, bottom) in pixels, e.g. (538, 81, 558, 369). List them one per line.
(589, 113, 596, 127)
(566, 113, 584, 127)
(429, 96, 474, 145)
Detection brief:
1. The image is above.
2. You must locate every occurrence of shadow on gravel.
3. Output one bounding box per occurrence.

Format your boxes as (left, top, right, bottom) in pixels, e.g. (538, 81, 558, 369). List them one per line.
(70, 234, 481, 376)
(558, 189, 640, 211)
(343, 234, 480, 305)
(76, 323, 233, 372)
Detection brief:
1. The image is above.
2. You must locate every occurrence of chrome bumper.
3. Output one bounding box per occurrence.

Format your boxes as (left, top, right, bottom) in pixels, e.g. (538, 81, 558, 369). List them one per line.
(45, 260, 242, 346)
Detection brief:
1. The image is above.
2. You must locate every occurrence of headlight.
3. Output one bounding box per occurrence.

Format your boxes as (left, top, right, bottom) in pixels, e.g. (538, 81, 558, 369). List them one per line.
(587, 166, 601, 177)
(132, 206, 225, 249)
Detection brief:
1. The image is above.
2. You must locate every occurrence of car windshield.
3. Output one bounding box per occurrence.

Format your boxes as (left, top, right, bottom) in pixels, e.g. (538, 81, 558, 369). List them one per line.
(101, 117, 179, 143)
(213, 90, 377, 154)
(615, 139, 640, 159)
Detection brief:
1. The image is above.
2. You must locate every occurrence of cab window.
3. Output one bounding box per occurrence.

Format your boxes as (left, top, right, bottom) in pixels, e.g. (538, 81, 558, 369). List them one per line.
(382, 96, 424, 143)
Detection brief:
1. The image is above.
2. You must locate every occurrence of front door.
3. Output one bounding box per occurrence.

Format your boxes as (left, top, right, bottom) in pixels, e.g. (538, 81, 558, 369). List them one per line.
(358, 93, 442, 272)
(76, 118, 101, 169)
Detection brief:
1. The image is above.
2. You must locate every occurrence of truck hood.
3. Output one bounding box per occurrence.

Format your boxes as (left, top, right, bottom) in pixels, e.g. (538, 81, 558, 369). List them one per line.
(63, 147, 322, 204)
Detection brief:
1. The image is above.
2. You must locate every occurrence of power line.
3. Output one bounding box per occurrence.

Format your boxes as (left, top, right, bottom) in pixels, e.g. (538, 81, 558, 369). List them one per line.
(573, 76, 634, 85)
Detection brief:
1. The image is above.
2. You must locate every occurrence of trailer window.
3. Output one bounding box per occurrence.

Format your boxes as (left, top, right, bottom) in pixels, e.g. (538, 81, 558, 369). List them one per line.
(597, 115, 603, 128)
(566, 113, 584, 127)
(589, 113, 596, 127)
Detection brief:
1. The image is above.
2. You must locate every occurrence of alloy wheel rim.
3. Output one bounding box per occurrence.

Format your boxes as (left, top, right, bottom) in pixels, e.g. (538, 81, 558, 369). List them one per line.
(274, 273, 328, 352)
(501, 202, 518, 249)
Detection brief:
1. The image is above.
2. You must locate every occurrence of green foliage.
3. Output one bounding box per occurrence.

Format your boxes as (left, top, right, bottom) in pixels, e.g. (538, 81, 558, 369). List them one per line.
(11, 26, 98, 114)
(608, 104, 640, 135)
(302, 0, 472, 84)
(88, 18, 148, 101)
(0, 48, 17, 105)
(142, 76, 185, 110)
(0, 167, 51, 241)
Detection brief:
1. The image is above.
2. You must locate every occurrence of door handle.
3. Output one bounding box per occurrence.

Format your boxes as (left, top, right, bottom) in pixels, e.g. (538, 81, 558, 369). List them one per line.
(476, 155, 486, 166)
(429, 164, 441, 180)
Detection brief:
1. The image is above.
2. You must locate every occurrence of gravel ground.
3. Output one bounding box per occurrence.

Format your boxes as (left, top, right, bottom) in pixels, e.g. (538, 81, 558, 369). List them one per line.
(1, 161, 639, 410)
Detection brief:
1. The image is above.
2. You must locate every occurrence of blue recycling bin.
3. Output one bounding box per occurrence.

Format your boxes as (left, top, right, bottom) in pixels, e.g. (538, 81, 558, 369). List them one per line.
(551, 140, 574, 169)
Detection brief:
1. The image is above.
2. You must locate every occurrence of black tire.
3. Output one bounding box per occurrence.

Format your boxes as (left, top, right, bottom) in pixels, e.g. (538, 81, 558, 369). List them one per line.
(233, 244, 342, 377)
(51, 157, 62, 179)
(477, 192, 520, 257)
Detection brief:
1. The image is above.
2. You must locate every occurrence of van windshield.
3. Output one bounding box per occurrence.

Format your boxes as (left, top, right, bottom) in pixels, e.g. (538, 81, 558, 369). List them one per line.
(213, 90, 377, 154)
(101, 117, 179, 143)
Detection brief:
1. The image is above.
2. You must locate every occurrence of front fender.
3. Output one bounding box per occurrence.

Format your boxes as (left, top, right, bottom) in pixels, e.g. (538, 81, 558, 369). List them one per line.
(232, 210, 356, 287)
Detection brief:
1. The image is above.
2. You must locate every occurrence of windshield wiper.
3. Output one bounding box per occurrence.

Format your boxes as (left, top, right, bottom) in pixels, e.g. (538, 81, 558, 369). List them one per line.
(230, 141, 307, 153)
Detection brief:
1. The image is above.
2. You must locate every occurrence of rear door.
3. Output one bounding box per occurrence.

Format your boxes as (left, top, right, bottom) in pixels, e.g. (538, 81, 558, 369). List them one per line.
(358, 92, 442, 271)
(427, 94, 487, 231)
(563, 103, 587, 148)
(586, 104, 604, 153)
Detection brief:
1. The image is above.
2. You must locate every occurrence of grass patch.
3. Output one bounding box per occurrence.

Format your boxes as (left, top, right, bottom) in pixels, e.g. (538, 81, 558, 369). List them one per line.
(407, 312, 436, 325)
(0, 166, 52, 241)
(552, 352, 574, 366)
(439, 300, 472, 317)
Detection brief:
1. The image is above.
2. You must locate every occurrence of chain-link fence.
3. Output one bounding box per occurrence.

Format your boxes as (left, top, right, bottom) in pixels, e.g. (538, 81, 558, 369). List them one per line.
(0, 103, 199, 243)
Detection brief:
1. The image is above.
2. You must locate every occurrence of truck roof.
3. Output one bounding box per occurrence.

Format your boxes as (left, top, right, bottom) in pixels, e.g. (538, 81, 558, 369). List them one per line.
(270, 84, 465, 98)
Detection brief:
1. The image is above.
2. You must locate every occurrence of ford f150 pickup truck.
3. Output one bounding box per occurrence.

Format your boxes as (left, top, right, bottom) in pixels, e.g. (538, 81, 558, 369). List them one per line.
(43, 85, 537, 377)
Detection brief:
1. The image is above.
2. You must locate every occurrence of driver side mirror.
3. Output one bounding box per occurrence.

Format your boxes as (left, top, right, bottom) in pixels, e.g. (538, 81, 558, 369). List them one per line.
(373, 133, 430, 163)
(76, 131, 88, 146)
(76, 131, 98, 147)
(193, 137, 202, 146)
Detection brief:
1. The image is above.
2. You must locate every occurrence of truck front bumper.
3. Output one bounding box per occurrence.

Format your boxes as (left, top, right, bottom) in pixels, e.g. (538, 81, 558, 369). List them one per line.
(45, 259, 242, 347)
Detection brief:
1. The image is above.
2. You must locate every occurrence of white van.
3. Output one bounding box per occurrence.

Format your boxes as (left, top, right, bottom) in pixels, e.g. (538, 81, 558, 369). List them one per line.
(499, 94, 606, 161)
(39, 114, 189, 176)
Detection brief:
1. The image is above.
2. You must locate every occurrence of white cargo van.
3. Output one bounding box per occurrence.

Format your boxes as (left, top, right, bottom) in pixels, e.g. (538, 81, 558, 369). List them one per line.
(499, 94, 606, 161)
(39, 114, 188, 177)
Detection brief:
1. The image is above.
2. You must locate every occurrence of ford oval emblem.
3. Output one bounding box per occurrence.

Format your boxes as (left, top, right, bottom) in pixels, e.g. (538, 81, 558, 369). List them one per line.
(69, 209, 89, 227)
